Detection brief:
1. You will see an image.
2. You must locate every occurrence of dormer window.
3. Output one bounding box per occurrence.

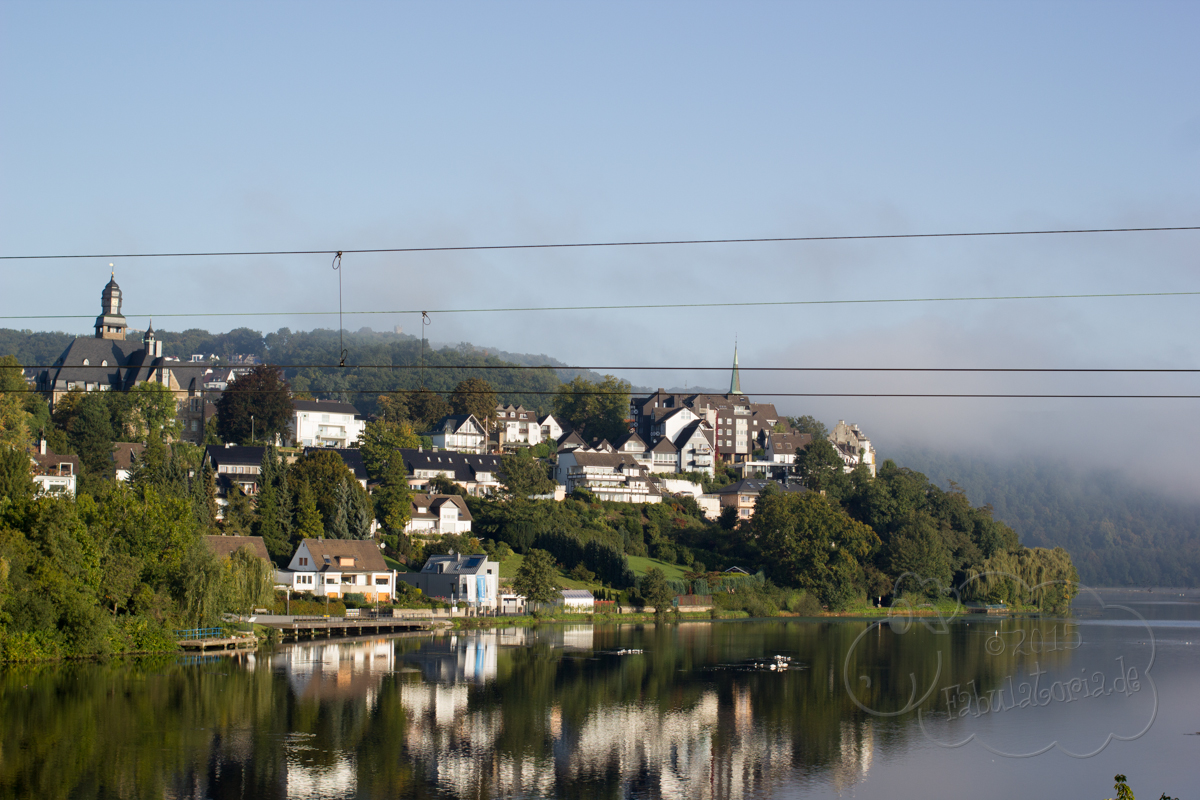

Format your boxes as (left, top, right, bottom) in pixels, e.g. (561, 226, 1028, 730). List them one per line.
(83, 359, 89, 366)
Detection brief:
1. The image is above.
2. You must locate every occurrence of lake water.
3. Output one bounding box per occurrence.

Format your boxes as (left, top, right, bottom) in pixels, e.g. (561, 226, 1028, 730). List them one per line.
(2, 589, 1197, 799)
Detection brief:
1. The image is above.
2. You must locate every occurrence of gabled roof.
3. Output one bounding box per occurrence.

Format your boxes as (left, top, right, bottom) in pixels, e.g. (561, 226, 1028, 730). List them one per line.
(204, 535, 271, 562)
(673, 420, 714, 448)
(42, 337, 143, 388)
(30, 448, 81, 476)
(299, 538, 388, 572)
(560, 589, 594, 600)
(556, 430, 587, 450)
(112, 442, 146, 471)
(292, 399, 362, 416)
(204, 444, 266, 468)
(769, 432, 812, 453)
(655, 406, 692, 424)
(614, 432, 648, 452)
(399, 448, 503, 482)
(650, 437, 678, 453)
(302, 447, 368, 481)
(429, 414, 484, 435)
(567, 451, 647, 472)
(409, 493, 473, 521)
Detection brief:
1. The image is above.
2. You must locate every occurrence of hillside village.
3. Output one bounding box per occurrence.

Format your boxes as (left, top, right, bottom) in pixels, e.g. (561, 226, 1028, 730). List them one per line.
(0, 278, 1076, 651)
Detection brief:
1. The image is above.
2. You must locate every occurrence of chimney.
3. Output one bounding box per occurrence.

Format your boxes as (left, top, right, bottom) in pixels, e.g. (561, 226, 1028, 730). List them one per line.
(39, 438, 47, 456)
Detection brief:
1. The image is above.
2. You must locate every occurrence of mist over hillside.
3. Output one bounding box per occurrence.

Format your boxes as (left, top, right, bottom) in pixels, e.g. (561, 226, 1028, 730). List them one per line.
(888, 446, 1200, 588)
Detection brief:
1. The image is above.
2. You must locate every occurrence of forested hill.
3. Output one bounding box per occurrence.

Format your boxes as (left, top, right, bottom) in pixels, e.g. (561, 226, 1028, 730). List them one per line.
(0, 326, 592, 417)
(890, 447, 1200, 588)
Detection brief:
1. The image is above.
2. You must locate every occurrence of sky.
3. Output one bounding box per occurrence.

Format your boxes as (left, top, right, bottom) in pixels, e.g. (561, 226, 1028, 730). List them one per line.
(1, 1, 1198, 496)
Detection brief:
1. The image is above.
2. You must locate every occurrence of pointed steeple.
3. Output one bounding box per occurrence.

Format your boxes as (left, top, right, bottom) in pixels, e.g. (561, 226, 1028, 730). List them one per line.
(729, 343, 743, 395)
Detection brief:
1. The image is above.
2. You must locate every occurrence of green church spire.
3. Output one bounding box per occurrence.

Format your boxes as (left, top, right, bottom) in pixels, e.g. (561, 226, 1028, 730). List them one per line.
(730, 343, 743, 395)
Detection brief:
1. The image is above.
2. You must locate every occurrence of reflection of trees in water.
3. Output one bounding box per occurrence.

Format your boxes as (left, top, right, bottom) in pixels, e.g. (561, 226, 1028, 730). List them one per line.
(0, 620, 1078, 799)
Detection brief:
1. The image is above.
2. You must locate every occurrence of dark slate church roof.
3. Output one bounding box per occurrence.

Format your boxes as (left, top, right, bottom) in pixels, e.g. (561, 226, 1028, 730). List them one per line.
(43, 337, 144, 388)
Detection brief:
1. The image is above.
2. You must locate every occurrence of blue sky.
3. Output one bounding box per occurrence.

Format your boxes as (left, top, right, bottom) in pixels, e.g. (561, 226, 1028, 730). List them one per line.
(2, 1, 1198, 492)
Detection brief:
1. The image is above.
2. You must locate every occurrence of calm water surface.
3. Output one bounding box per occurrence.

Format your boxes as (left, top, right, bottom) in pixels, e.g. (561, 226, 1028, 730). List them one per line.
(2, 589, 1197, 799)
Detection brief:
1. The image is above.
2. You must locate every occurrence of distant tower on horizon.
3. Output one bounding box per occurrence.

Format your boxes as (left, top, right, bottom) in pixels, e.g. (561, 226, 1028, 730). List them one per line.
(729, 343, 743, 395)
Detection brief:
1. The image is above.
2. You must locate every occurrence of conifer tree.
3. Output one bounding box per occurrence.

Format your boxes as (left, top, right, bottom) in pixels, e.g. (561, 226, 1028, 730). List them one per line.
(292, 478, 323, 541)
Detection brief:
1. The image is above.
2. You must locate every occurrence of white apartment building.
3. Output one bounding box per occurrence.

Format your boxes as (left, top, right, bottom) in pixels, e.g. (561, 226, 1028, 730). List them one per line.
(291, 399, 366, 448)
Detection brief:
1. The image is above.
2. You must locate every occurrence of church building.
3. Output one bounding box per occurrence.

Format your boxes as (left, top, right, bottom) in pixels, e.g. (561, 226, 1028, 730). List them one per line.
(37, 276, 217, 444)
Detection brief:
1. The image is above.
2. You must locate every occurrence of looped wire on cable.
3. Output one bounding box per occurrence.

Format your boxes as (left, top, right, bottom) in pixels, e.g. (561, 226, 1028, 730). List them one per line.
(333, 251, 346, 366)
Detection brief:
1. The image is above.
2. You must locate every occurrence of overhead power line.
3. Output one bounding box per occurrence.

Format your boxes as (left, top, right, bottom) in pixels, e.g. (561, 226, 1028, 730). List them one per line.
(7, 387, 1197, 399)
(16, 363, 1200, 374)
(1, 224, 1197, 261)
(2, 289, 1198, 322)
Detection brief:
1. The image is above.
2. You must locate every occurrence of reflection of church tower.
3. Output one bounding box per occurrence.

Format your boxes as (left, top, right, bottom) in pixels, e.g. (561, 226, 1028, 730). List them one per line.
(729, 344, 744, 395)
(94, 275, 127, 340)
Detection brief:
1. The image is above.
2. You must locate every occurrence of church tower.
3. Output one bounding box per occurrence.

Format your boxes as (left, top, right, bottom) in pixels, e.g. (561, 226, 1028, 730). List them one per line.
(94, 274, 127, 340)
(729, 344, 743, 395)
(142, 319, 162, 357)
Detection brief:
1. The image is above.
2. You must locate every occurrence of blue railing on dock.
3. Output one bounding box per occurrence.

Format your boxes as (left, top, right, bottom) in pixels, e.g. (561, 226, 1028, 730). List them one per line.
(174, 628, 225, 641)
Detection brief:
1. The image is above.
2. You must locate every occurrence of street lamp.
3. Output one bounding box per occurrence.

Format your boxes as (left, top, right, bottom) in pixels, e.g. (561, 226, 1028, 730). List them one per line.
(251, 415, 255, 445)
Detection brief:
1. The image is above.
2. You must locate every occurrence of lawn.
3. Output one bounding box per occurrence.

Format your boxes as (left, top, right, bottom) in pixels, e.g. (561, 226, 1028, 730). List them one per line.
(497, 553, 595, 591)
(383, 555, 412, 572)
(626, 555, 690, 581)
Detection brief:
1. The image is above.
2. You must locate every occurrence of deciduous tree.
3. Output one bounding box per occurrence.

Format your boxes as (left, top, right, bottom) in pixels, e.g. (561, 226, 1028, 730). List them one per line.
(552, 375, 631, 445)
(215, 365, 293, 444)
(513, 548, 561, 606)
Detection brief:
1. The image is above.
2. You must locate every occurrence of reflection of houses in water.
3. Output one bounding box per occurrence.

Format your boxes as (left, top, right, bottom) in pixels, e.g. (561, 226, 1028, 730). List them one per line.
(271, 639, 397, 799)
(399, 629, 527, 684)
(274, 639, 396, 705)
(399, 677, 877, 800)
(399, 681, 556, 798)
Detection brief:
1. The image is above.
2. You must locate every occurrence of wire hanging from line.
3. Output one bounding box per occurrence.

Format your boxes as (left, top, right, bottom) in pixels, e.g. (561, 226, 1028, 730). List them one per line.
(332, 251, 346, 367)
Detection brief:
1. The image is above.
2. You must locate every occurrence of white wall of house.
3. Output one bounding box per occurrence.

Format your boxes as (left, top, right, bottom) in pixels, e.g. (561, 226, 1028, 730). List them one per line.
(292, 409, 365, 448)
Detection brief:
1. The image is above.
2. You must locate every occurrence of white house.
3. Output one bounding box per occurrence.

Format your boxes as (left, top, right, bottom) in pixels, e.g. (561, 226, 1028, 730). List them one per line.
(30, 441, 79, 497)
(399, 448, 503, 497)
(611, 421, 716, 478)
(539, 414, 564, 443)
(427, 414, 487, 454)
(404, 493, 473, 538)
(495, 404, 542, 448)
(554, 450, 662, 504)
(830, 420, 877, 477)
(397, 553, 500, 610)
(765, 431, 812, 464)
(286, 539, 395, 602)
(290, 399, 366, 449)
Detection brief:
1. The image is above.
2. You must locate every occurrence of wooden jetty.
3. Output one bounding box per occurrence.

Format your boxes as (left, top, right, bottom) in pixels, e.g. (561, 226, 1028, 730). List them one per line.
(176, 628, 258, 652)
(255, 613, 444, 642)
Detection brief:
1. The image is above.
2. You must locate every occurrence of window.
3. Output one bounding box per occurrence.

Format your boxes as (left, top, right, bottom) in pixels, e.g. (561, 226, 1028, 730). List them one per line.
(299, 557, 308, 566)
(83, 359, 89, 366)
(375, 577, 388, 585)
(326, 577, 336, 584)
